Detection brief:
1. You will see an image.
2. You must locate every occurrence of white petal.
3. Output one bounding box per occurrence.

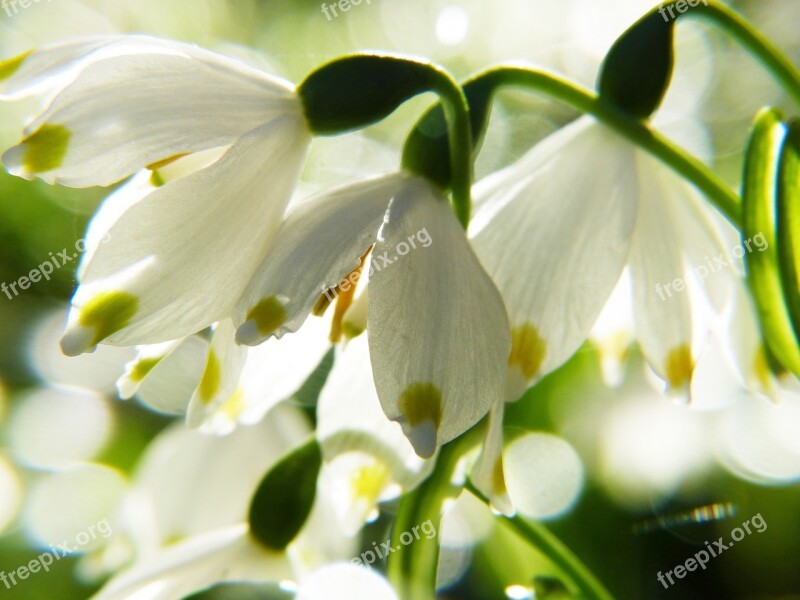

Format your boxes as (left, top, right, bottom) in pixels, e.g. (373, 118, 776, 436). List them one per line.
(117, 338, 185, 400)
(3, 36, 299, 186)
(470, 400, 512, 515)
(317, 337, 433, 532)
(236, 172, 408, 346)
(92, 525, 291, 600)
(133, 336, 209, 415)
(236, 315, 332, 426)
(132, 405, 310, 541)
(368, 177, 511, 457)
(60, 116, 310, 353)
(187, 320, 247, 433)
(470, 118, 637, 386)
(629, 155, 695, 393)
(296, 563, 398, 600)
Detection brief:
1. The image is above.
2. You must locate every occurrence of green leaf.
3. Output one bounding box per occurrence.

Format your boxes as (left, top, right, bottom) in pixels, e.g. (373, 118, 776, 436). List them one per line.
(402, 77, 496, 190)
(777, 119, 800, 345)
(742, 107, 800, 376)
(299, 54, 446, 135)
(248, 438, 322, 551)
(597, 10, 675, 119)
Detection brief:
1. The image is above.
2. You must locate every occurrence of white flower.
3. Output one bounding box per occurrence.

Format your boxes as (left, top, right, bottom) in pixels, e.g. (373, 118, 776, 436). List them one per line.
(234, 172, 511, 458)
(316, 336, 434, 534)
(90, 404, 356, 599)
(0, 35, 310, 354)
(470, 115, 733, 398)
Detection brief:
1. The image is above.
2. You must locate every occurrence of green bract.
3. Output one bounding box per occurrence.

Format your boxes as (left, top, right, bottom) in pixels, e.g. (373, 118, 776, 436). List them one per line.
(299, 54, 451, 135)
(597, 10, 675, 119)
(249, 438, 322, 551)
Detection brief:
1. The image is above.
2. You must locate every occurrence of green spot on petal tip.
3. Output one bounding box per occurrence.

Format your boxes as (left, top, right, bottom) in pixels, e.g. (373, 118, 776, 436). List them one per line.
(0, 50, 31, 82)
(22, 124, 71, 174)
(78, 291, 139, 348)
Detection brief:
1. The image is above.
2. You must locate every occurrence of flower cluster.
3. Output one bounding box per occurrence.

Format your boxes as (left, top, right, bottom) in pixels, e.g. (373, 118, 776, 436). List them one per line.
(1, 1, 800, 597)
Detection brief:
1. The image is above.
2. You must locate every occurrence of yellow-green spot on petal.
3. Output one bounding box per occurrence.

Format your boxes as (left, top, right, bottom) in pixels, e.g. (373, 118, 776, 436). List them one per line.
(351, 460, 389, 504)
(665, 344, 694, 389)
(246, 296, 287, 336)
(491, 456, 507, 496)
(509, 323, 547, 380)
(221, 388, 245, 419)
(22, 124, 71, 174)
(130, 357, 162, 382)
(399, 382, 442, 429)
(198, 350, 221, 404)
(78, 291, 138, 347)
(342, 321, 364, 339)
(0, 50, 31, 82)
(150, 170, 166, 187)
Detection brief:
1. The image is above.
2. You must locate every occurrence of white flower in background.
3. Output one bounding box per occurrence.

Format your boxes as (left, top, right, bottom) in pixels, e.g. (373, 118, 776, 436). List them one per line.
(0, 35, 310, 355)
(235, 172, 511, 458)
(316, 336, 433, 534)
(470, 115, 732, 398)
(89, 404, 357, 599)
(296, 563, 398, 600)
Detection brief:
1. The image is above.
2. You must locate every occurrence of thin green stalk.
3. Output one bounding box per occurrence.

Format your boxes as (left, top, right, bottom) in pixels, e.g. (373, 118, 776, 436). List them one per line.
(476, 67, 741, 227)
(675, 1, 800, 108)
(425, 67, 474, 229)
(465, 481, 615, 600)
(387, 430, 480, 600)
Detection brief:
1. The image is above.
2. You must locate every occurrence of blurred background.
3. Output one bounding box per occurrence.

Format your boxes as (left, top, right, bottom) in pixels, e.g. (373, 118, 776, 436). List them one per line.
(1, 0, 799, 598)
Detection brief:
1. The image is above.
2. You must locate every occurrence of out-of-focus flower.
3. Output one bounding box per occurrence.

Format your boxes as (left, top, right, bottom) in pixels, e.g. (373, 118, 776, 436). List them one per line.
(89, 404, 357, 598)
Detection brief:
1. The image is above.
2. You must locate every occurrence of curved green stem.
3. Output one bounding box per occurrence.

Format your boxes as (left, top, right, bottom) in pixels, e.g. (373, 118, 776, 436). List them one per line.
(465, 481, 615, 600)
(422, 67, 474, 229)
(387, 430, 480, 599)
(475, 67, 741, 226)
(676, 1, 800, 109)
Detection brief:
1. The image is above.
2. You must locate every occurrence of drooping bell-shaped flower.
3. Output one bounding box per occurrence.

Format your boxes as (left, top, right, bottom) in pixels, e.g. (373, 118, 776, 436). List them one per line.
(234, 172, 511, 458)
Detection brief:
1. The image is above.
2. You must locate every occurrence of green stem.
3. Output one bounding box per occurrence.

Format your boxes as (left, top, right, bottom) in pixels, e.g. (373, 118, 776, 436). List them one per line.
(465, 481, 615, 600)
(387, 430, 480, 599)
(676, 1, 800, 109)
(475, 67, 741, 227)
(415, 67, 473, 229)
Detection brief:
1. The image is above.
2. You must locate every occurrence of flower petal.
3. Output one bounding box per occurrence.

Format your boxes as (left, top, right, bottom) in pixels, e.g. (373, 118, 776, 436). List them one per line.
(470, 400, 512, 515)
(368, 178, 511, 457)
(2, 35, 299, 186)
(317, 337, 433, 532)
(236, 172, 409, 346)
(186, 320, 247, 433)
(92, 525, 291, 600)
(470, 118, 637, 388)
(297, 563, 398, 600)
(629, 155, 696, 393)
(60, 116, 309, 353)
